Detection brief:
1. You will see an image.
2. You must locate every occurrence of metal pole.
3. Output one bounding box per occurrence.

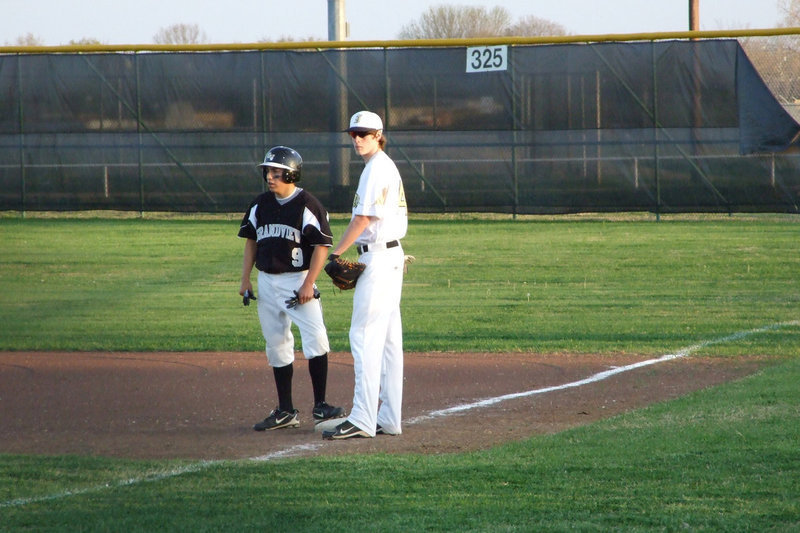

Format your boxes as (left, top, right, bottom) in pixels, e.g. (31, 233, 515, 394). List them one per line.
(16, 54, 26, 217)
(260, 51, 268, 193)
(328, 0, 350, 207)
(510, 46, 518, 219)
(652, 42, 661, 221)
(328, 0, 347, 40)
(689, 0, 700, 31)
(135, 53, 144, 216)
(596, 70, 602, 185)
(771, 154, 776, 187)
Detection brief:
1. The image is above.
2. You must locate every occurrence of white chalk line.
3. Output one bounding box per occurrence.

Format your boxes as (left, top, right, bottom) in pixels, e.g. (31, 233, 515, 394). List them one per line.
(1, 444, 326, 509)
(4, 320, 796, 509)
(407, 320, 799, 423)
(0, 460, 219, 509)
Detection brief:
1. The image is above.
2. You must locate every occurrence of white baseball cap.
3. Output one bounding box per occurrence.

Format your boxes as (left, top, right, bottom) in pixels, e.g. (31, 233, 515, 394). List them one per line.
(347, 111, 383, 132)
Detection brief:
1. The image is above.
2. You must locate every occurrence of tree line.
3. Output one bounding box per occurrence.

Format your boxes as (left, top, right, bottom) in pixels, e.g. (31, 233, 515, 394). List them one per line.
(7, 2, 800, 46)
(7, 5, 568, 46)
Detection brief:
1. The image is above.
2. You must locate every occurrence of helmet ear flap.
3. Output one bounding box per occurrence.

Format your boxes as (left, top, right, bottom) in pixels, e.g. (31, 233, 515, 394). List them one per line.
(284, 169, 299, 183)
(259, 146, 302, 183)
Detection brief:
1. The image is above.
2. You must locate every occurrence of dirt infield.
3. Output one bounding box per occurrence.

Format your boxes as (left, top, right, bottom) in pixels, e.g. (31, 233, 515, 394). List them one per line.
(0, 351, 769, 460)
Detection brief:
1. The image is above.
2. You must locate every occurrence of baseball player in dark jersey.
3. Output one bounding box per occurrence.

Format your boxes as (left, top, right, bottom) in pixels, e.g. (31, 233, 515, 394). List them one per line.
(238, 146, 345, 431)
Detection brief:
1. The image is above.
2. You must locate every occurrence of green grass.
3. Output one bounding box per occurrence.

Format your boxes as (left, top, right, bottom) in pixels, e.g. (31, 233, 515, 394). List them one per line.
(0, 213, 798, 354)
(1, 212, 799, 530)
(2, 355, 798, 531)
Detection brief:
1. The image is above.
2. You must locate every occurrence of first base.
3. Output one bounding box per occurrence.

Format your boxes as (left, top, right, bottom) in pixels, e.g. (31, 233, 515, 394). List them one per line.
(314, 418, 343, 433)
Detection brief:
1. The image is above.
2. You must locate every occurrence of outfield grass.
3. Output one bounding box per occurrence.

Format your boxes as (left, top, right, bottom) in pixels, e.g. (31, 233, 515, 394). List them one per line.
(0, 212, 798, 530)
(0, 213, 797, 354)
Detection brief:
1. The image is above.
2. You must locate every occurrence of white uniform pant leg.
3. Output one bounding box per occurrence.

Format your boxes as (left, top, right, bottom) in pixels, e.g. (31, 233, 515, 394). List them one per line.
(257, 271, 329, 367)
(347, 248, 405, 436)
(257, 272, 294, 367)
(377, 290, 404, 434)
(285, 286, 330, 360)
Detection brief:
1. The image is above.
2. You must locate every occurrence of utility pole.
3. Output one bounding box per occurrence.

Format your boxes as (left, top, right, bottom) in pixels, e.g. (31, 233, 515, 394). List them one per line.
(328, 0, 350, 204)
(689, 0, 702, 204)
(689, 0, 700, 31)
(328, 0, 347, 39)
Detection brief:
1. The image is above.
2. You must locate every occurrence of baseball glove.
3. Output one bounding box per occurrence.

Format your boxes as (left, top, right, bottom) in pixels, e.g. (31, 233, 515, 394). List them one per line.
(324, 255, 366, 290)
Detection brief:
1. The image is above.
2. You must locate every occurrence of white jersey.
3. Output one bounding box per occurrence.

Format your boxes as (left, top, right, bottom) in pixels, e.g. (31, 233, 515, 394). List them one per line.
(352, 150, 408, 245)
(344, 149, 407, 437)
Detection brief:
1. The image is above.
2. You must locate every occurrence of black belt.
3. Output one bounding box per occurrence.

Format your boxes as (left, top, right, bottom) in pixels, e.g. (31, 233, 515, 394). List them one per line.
(357, 240, 399, 254)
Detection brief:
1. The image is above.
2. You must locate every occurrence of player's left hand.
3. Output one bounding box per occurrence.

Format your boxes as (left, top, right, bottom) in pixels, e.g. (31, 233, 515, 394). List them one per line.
(285, 287, 321, 309)
(324, 256, 366, 290)
(242, 289, 257, 306)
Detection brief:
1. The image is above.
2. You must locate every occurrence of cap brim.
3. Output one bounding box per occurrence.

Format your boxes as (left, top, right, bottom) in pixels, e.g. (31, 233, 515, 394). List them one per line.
(258, 162, 293, 170)
(346, 127, 379, 133)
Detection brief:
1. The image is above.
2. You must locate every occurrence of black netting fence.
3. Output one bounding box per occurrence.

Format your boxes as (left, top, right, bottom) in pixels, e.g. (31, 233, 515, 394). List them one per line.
(1, 37, 799, 214)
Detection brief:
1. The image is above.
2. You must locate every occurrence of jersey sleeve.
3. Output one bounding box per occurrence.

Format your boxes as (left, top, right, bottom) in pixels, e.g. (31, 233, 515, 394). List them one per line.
(301, 193, 334, 247)
(238, 201, 258, 240)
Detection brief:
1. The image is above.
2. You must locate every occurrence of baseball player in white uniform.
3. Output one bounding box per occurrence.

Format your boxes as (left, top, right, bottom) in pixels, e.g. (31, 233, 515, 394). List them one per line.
(323, 111, 408, 440)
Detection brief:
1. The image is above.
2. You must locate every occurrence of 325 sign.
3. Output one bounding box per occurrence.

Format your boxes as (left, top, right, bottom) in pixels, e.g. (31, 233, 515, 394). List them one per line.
(466, 45, 508, 73)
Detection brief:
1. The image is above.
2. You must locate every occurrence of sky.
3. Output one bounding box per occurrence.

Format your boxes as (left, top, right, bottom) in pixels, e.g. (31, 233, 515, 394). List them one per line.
(1, 0, 786, 46)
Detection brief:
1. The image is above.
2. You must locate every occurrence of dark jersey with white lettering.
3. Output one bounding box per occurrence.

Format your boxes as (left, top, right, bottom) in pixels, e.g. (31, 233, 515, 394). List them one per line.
(238, 189, 333, 274)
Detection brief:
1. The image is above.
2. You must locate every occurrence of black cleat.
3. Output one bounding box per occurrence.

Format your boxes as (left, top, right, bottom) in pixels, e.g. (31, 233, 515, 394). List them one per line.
(312, 402, 346, 422)
(322, 420, 371, 440)
(253, 408, 299, 431)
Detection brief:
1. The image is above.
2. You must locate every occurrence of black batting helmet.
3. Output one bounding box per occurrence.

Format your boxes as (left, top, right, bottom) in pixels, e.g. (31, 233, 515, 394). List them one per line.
(258, 146, 302, 183)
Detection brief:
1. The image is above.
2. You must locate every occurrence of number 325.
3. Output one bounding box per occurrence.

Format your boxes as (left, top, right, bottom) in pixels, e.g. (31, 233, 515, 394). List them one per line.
(466, 45, 508, 73)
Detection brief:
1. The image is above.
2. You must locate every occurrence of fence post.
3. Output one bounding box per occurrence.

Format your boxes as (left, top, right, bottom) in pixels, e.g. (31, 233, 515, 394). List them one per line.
(510, 45, 519, 219)
(652, 42, 661, 221)
(135, 53, 144, 216)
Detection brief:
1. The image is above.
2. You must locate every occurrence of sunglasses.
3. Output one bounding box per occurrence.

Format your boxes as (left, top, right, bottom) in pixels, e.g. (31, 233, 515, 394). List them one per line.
(349, 131, 375, 139)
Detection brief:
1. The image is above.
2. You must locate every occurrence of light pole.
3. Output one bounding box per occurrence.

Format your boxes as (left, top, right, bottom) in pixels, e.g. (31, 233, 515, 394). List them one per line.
(328, 0, 350, 203)
(689, 0, 699, 31)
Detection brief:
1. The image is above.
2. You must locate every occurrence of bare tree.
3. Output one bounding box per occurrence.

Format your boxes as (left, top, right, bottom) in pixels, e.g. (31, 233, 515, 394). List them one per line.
(774, 0, 800, 51)
(258, 35, 323, 43)
(398, 5, 512, 39)
(68, 38, 104, 46)
(9, 33, 44, 46)
(777, 0, 800, 26)
(398, 5, 567, 39)
(505, 15, 567, 37)
(153, 23, 208, 45)
(739, 0, 800, 117)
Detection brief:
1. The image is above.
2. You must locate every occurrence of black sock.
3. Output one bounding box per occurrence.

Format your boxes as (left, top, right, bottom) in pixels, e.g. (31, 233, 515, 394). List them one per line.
(308, 354, 328, 405)
(273, 363, 294, 412)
